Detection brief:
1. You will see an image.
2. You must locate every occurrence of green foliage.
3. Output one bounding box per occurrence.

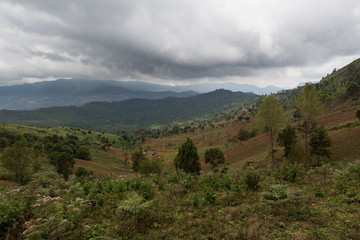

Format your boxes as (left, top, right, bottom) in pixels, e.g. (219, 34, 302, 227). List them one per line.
(139, 158, 163, 176)
(117, 192, 152, 216)
(75, 167, 90, 178)
(295, 83, 323, 168)
(204, 147, 225, 170)
(243, 168, 261, 190)
(49, 152, 75, 180)
(356, 100, 360, 120)
(277, 164, 300, 183)
(310, 126, 331, 164)
(77, 145, 91, 160)
(256, 94, 284, 169)
(174, 138, 201, 174)
(131, 147, 146, 172)
(295, 83, 323, 128)
(314, 188, 325, 198)
(0, 137, 8, 148)
(237, 128, 257, 141)
(0, 137, 35, 185)
(0, 195, 28, 230)
(278, 125, 297, 159)
(263, 184, 289, 202)
(203, 189, 217, 205)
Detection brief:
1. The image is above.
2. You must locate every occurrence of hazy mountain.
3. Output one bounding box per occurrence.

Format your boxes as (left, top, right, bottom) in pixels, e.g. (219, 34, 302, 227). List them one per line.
(0, 79, 282, 110)
(111, 81, 282, 94)
(0, 79, 197, 110)
(0, 89, 258, 132)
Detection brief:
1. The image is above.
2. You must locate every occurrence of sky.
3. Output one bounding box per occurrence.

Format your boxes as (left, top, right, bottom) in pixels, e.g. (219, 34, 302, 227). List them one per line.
(0, 0, 360, 88)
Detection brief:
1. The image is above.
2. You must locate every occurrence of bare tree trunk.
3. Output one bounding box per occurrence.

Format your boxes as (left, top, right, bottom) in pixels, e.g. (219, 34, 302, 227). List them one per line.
(304, 131, 308, 169)
(270, 131, 274, 170)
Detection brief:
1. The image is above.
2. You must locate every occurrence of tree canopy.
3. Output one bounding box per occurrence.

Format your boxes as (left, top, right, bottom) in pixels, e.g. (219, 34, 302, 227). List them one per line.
(205, 148, 225, 170)
(0, 136, 34, 185)
(295, 83, 323, 168)
(310, 126, 331, 165)
(278, 125, 297, 160)
(174, 138, 201, 174)
(256, 95, 284, 170)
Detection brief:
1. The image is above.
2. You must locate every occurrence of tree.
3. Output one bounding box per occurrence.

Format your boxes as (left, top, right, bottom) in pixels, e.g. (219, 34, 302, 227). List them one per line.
(49, 152, 75, 180)
(131, 147, 146, 172)
(174, 138, 201, 174)
(77, 145, 91, 160)
(0, 138, 34, 185)
(278, 125, 297, 160)
(205, 148, 225, 170)
(256, 95, 284, 170)
(295, 83, 323, 169)
(310, 126, 331, 165)
(356, 100, 360, 120)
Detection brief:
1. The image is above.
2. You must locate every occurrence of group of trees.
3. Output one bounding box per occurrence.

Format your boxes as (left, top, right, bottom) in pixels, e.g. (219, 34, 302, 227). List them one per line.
(131, 147, 163, 176)
(256, 83, 331, 169)
(0, 131, 93, 184)
(172, 138, 225, 175)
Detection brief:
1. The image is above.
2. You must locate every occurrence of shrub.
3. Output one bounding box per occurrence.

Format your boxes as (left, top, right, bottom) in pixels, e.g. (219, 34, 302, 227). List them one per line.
(131, 147, 146, 172)
(117, 192, 152, 217)
(139, 158, 163, 176)
(263, 184, 289, 202)
(0, 197, 27, 229)
(243, 168, 261, 190)
(203, 190, 217, 205)
(238, 128, 257, 141)
(277, 164, 300, 183)
(77, 145, 91, 160)
(75, 167, 90, 178)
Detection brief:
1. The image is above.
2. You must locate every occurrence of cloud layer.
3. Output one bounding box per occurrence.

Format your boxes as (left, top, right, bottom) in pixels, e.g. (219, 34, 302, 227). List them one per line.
(1, 0, 360, 87)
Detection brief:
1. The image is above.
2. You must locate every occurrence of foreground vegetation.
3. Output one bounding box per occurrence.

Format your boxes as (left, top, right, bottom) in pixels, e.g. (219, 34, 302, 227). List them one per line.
(1, 159, 360, 239)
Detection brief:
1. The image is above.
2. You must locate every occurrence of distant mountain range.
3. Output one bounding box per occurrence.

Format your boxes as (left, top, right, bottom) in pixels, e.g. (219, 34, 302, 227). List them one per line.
(0, 79, 197, 110)
(0, 79, 281, 110)
(0, 89, 258, 132)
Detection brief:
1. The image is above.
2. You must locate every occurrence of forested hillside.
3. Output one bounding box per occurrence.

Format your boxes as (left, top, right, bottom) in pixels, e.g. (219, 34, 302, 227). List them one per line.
(0, 89, 258, 132)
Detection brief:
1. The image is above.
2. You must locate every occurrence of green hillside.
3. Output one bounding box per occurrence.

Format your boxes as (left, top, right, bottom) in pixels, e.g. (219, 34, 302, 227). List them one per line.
(0, 89, 258, 133)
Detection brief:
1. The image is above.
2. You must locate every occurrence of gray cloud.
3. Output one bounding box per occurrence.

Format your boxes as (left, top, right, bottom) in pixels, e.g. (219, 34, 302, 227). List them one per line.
(0, 0, 360, 87)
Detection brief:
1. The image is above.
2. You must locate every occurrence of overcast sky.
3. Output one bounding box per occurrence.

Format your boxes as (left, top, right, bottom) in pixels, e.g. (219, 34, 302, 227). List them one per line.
(0, 0, 360, 88)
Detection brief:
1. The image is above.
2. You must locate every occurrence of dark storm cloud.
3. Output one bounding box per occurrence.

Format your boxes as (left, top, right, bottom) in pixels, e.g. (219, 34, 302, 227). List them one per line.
(0, 0, 360, 86)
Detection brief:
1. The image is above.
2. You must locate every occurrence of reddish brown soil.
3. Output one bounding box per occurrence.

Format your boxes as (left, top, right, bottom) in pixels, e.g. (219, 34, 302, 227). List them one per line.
(319, 105, 357, 127)
(74, 159, 130, 178)
(0, 180, 18, 186)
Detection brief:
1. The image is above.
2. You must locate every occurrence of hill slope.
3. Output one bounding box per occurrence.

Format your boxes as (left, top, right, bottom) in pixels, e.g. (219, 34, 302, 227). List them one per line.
(0, 89, 258, 132)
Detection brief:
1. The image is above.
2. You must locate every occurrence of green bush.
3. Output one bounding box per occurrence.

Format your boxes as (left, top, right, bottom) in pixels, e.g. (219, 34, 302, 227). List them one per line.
(243, 168, 261, 190)
(77, 145, 91, 160)
(263, 184, 289, 202)
(75, 167, 90, 178)
(203, 189, 217, 205)
(139, 158, 163, 176)
(0, 197, 27, 229)
(277, 164, 300, 183)
(117, 192, 152, 218)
